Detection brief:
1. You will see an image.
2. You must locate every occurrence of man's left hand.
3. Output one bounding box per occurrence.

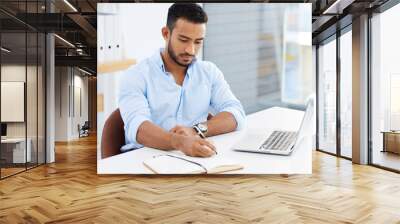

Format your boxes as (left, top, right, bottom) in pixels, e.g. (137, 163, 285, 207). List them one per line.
(170, 125, 198, 137)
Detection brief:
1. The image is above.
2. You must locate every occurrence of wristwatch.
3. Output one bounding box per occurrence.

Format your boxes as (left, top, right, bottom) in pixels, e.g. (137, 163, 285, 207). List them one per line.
(193, 122, 208, 138)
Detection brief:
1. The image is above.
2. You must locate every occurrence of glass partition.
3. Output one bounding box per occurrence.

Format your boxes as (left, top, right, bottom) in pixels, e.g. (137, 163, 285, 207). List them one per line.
(38, 32, 45, 165)
(317, 36, 337, 155)
(0, 1, 46, 179)
(370, 3, 400, 171)
(1, 30, 28, 177)
(339, 28, 352, 158)
(27, 30, 38, 169)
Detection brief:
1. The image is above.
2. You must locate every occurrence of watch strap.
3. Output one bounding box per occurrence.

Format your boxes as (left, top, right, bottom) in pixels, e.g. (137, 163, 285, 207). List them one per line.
(193, 125, 205, 138)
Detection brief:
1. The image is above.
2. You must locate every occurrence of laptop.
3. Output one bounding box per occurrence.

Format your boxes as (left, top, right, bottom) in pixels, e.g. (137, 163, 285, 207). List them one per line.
(232, 100, 314, 155)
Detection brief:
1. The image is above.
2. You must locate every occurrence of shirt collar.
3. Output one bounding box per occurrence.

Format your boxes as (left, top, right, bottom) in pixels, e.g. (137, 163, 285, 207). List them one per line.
(152, 48, 196, 77)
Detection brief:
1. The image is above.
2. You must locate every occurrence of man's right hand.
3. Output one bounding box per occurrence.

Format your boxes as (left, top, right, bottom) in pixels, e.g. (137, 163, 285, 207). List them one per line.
(170, 134, 216, 157)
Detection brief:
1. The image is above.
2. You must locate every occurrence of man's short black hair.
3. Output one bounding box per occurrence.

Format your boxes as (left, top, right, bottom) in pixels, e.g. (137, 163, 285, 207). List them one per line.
(167, 3, 208, 31)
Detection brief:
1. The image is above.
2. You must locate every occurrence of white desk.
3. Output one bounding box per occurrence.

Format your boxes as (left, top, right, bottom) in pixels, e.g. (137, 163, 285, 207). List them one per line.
(98, 107, 312, 174)
(1, 138, 32, 163)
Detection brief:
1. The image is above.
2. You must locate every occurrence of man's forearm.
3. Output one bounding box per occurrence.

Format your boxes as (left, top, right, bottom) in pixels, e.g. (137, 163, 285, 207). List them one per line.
(205, 111, 237, 137)
(135, 113, 237, 148)
(136, 121, 217, 157)
(136, 121, 177, 150)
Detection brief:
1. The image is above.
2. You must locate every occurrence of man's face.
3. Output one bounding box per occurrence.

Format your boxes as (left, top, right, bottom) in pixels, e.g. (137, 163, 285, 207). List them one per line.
(164, 18, 206, 67)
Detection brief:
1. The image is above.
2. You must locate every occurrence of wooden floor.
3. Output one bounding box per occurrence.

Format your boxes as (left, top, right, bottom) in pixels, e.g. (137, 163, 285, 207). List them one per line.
(1, 167, 26, 178)
(1, 135, 400, 224)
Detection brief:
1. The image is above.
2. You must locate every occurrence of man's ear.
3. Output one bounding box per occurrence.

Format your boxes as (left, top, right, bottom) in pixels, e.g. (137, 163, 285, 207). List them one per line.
(161, 26, 169, 41)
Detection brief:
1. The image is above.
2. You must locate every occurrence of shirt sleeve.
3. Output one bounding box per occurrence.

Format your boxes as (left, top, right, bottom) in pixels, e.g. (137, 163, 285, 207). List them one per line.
(209, 63, 246, 130)
(117, 67, 152, 150)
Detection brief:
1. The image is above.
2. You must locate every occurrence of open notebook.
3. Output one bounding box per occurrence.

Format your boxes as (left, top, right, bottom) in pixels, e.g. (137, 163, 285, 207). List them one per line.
(143, 152, 244, 174)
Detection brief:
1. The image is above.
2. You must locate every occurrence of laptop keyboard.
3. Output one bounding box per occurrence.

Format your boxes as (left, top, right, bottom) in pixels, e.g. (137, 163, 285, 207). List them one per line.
(260, 131, 297, 151)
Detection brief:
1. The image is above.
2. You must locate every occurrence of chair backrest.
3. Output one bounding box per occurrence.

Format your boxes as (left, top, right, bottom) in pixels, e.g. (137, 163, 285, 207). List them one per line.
(81, 121, 90, 130)
(101, 109, 126, 159)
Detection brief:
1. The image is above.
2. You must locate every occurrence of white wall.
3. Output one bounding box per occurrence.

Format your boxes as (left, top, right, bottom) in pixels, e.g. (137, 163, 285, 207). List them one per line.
(71, 73, 89, 138)
(97, 3, 171, 63)
(121, 4, 172, 61)
(54, 67, 89, 141)
(55, 67, 68, 141)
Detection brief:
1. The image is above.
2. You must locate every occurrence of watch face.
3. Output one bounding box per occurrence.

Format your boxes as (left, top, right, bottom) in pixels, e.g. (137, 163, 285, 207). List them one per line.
(198, 123, 207, 132)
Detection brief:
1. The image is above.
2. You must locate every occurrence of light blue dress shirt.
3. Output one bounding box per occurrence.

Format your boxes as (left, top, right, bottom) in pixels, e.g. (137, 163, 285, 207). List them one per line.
(118, 48, 246, 151)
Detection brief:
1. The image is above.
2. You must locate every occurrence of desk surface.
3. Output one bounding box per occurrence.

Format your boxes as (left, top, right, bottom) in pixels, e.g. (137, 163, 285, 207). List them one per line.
(381, 131, 400, 134)
(98, 107, 312, 174)
(1, 138, 27, 144)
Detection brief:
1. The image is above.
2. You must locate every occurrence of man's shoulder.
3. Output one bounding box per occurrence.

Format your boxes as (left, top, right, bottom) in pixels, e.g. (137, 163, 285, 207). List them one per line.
(126, 58, 152, 74)
(195, 60, 223, 81)
(196, 60, 218, 71)
(120, 58, 153, 80)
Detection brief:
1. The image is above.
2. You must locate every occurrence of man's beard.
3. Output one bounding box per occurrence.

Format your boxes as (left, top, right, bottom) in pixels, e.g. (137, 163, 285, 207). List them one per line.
(167, 39, 194, 68)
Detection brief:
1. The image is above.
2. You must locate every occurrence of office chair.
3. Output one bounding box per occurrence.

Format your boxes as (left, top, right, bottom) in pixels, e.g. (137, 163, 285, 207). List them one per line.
(101, 109, 126, 159)
(79, 121, 90, 138)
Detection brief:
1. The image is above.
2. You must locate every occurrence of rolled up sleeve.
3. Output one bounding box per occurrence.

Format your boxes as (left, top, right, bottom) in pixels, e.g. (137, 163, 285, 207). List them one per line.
(117, 67, 151, 150)
(209, 63, 246, 130)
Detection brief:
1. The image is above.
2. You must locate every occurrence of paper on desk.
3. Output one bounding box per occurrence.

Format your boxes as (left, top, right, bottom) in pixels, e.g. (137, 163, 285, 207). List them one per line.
(143, 150, 243, 174)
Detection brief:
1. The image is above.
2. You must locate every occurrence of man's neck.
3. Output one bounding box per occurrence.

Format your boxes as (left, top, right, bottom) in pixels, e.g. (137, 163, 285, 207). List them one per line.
(161, 50, 187, 78)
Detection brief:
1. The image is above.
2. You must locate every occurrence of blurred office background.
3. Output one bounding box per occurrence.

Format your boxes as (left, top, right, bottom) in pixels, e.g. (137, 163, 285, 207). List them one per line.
(203, 4, 312, 113)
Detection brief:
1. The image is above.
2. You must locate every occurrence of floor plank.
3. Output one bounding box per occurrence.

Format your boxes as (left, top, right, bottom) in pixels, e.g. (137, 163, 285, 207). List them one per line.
(1, 135, 400, 223)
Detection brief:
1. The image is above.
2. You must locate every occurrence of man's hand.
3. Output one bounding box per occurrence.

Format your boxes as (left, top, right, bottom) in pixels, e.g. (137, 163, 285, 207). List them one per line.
(170, 125, 198, 137)
(170, 134, 216, 157)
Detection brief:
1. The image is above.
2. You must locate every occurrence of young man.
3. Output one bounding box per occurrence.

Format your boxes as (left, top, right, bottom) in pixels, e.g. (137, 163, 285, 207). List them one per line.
(118, 3, 245, 157)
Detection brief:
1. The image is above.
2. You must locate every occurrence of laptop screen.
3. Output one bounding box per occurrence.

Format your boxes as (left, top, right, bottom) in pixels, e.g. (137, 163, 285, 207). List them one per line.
(292, 99, 314, 148)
